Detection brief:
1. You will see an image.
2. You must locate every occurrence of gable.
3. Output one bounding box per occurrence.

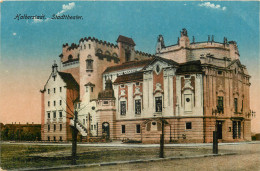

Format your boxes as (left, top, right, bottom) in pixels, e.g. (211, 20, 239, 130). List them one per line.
(142, 57, 178, 72)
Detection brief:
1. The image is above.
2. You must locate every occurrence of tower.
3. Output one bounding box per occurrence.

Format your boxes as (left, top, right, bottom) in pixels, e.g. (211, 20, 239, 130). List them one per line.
(117, 35, 136, 63)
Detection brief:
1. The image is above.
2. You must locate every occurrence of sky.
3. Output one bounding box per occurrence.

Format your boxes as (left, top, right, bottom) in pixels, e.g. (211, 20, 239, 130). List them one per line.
(0, 1, 259, 132)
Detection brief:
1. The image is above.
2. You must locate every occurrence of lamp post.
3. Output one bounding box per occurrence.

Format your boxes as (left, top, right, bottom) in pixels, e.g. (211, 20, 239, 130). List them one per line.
(159, 117, 165, 158)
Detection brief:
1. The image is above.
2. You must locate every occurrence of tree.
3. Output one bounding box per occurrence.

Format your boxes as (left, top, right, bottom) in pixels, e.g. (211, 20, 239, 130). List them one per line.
(58, 77, 87, 165)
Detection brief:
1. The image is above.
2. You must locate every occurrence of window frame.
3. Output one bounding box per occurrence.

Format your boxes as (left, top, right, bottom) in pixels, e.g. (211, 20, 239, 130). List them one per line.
(155, 96, 162, 112)
(120, 101, 126, 116)
(121, 125, 126, 134)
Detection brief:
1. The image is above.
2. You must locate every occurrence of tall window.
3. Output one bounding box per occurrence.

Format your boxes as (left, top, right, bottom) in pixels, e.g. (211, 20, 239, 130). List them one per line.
(121, 125, 126, 134)
(135, 99, 141, 114)
(155, 97, 162, 112)
(53, 111, 56, 118)
(120, 101, 126, 115)
(60, 100, 62, 106)
(54, 124, 56, 132)
(217, 96, 224, 113)
(60, 124, 62, 131)
(54, 101, 56, 106)
(86, 55, 93, 71)
(59, 111, 62, 118)
(48, 89, 50, 94)
(60, 87, 62, 92)
(234, 98, 238, 113)
(48, 101, 50, 107)
(125, 51, 130, 62)
(48, 125, 50, 132)
(136, 124, 141, 133)
(54, 88, 56, 93)
(47, 112, 50, 119)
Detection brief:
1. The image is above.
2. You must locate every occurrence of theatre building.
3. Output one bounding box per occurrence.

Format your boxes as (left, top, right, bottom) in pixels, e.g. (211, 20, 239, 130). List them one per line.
(41, 29, 252, 143)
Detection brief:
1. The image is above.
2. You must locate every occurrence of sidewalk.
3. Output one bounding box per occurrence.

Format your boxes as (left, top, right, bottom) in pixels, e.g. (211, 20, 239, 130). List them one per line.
(13, 152, 237, 171)
(3, 140, 260, 148)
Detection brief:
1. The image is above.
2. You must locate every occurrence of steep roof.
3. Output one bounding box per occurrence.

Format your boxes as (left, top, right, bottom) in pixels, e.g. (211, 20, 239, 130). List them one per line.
(176, 60, 203, 74)
(116, 35, 136, 46)
(114, 72, 143, 84)
(103, 59, 153, 74)
(58, 72, 79, 89)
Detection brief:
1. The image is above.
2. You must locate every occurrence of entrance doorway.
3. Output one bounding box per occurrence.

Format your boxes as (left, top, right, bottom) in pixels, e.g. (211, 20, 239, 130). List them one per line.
(216, 121, 223, 139)
(102, 122, 110, 139)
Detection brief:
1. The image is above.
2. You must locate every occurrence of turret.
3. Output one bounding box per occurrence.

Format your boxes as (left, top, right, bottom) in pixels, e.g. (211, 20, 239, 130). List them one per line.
(52, 61, 58, 77)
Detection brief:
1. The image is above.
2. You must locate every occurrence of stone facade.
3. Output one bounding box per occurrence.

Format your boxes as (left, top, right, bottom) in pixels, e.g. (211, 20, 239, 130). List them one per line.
(41, 29, 251, 143)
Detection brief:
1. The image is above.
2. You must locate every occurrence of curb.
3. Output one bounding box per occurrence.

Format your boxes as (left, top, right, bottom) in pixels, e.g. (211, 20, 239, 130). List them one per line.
(13, 153, 237, 171)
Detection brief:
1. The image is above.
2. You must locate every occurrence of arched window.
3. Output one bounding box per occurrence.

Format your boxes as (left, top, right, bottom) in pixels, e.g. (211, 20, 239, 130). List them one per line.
(86, 55, 93, 71)
(112, 53, 118, 58)
(68, 55, 73, 61)
(97, 49, 103, 54)
(105, 51, 111, 56)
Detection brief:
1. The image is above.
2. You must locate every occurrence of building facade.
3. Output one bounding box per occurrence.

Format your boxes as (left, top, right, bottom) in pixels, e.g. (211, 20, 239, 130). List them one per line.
(41, 29, 252, 143)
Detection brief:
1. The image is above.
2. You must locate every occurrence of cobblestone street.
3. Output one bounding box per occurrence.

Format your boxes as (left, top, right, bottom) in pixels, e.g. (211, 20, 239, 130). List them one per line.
(62, 142, 260, 171)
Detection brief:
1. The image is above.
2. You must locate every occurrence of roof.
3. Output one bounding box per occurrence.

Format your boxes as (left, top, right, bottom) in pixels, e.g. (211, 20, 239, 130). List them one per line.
(116, 35, 136, 46)
(103, 59, 153, 74)
(176, 60, 203, 74)
(114, 72, 143, 84)
(58, 72, 79, 89)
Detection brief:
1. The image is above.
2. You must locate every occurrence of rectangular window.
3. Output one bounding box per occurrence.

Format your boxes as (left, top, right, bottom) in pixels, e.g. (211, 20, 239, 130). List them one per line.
(60, 87, 62, 92)
(89, 44, 91, 49)
(48, 136, 50, 141)
(217, 96, 224, 113)
(155, 97, 162, 112)
(59, 136, 62, 141)
(47, 112, 50, 119)
(91, 125, 93, 130)
(120, 101, 126, 115)
(60, 124, 62, 131)
(135, 99, 141, 114)
(242, 100, 244, 112)
(83, 119, 85, 125)
(186, 122, 192, 129)
(53, 111, 56, 118)
(54, 88, 56, 93)
(54, 124, 56, 132)
(218, 71, 223, 75)
(136, 124, 141, 133)
(48, 89, 50, 94)
(54, 101, 56, 106)
(48, 125, 50, 132)
(103, 101, 109, 105)
(59, 111, 62, 118)
(48, 101, 50, 107)
(91, 87, 94, 92)
(94, 125, 96, 129)
(121, 125, 126, 134)
(234, 98, 238, 113)
(53, 136, 56, 141)
(60, 100, 62, 106)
